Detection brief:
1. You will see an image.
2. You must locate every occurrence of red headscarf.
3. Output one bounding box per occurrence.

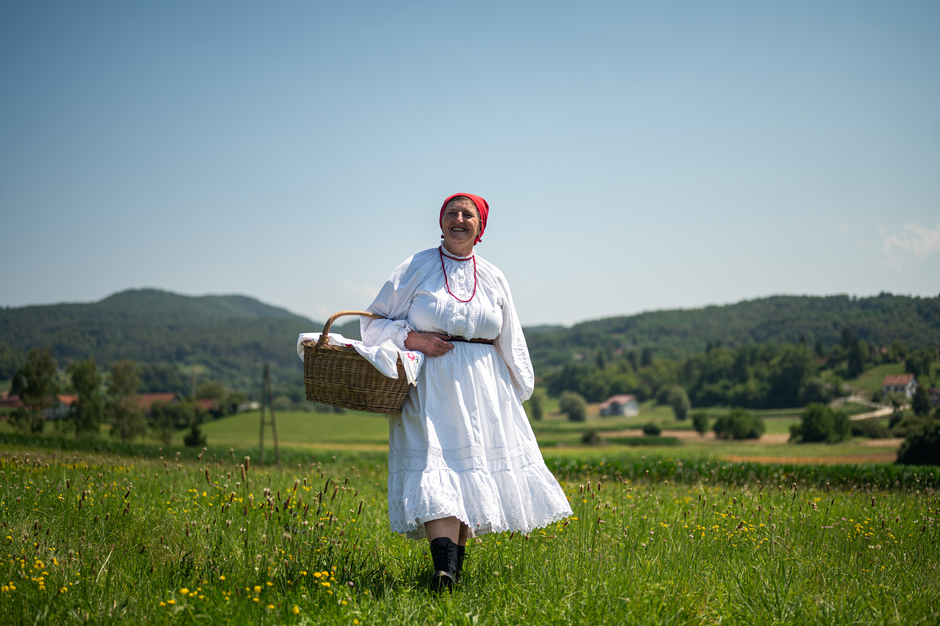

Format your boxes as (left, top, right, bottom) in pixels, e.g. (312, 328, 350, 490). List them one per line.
(439, 193, 489, 244)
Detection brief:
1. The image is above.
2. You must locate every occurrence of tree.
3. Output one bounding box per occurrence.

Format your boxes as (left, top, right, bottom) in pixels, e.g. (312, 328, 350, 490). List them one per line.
(692, 411, 709, 436)
(559, 391, 587, 422)
(911, 384, 931, 417)
(524, 388, 546, 421)
(197, 381, 227, 401)
(68, 358, 102, 438)
(641, 347, 654, 368)
(668, 386, 691, 421)
(896, 419, 940, 466)
(10, 348, 59, 434)
(713, 409, 765, 440)
(107, 360, 147, 442)
(790, 403, 850, 444)
(906, 349, 936, 385)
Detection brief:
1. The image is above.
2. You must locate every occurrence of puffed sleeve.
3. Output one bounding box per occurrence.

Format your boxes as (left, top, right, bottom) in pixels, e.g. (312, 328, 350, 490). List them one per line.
(481, 260, 535, 402)
(361, 249, 438, 351)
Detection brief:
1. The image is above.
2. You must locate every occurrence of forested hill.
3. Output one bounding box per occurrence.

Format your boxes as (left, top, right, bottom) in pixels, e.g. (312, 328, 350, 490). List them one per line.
(2, 290, 938, 396)
(526, 293, 940, 371)
(0, 289, 361, 394)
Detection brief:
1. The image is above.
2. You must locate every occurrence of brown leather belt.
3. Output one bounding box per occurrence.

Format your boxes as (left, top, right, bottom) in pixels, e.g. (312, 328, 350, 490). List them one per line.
(445, 336, 495, 345)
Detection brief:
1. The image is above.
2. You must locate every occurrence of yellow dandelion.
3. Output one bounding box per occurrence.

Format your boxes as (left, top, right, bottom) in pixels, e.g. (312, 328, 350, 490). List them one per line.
(267, 604, 274, 609)
(167, 600, 176, 605)
(321, 582, 330, 588)
(59, 587, 68, 594)
(253, 585, 262, 593)
(159, 602, 166, 607)
(266, 581, 273, 587)
(180, 587, 189, 595)
(219, 575, 225, 581)
(293, 605, 300, 615)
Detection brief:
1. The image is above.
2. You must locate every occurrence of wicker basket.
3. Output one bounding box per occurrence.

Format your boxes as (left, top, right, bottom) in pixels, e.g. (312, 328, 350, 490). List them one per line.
(302, 310, 410, 414)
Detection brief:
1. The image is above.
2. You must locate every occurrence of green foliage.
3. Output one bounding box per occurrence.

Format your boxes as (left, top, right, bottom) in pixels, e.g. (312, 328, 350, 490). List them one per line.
(905, 348, 936, 383)
(559, 391, 587, 422)
(183, 423, 208, 447)
(790, 403, 851, 444)
(911, 384, 931, 417)
(524, 387, 546, 421)
(896, 418, 940, 465)
(850, 420, 892, 439)
(197, 381, 227, 400)
(642, 422, 662, 436)
(10, 347, 60, 434)
(692, 411, 709, 436)
(713, 408, 765, 440)
(667, 386, 690, 421)
(67, 357, 103, 438)
(107, 360, 147, 442)
(150, 400, 196, 447)
(0, 288, 313, 396)
(580, 429, 602, 446)
(526, 293, 940, 372)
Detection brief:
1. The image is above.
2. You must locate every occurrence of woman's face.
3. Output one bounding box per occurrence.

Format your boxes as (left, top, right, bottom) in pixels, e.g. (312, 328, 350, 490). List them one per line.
(441, 197, 480, 252)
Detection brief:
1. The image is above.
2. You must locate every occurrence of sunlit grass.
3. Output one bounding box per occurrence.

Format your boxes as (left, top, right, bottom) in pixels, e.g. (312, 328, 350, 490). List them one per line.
(0, 444, 937, 624)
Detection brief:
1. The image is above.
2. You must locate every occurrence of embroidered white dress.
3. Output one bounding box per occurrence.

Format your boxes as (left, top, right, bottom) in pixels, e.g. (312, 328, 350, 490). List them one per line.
(362, 247, 572, 539)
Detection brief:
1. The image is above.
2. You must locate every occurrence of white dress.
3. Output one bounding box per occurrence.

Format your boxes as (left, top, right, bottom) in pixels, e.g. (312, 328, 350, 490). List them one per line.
(362, 247, 573, 539)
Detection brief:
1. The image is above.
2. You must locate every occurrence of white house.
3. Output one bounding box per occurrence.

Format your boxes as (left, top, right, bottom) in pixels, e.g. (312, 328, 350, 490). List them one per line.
(882, 374, 918, 398)
(599, 394, 639, 417)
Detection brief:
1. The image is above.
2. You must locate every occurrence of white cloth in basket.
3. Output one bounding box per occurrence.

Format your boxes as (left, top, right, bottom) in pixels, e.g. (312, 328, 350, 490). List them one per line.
(361, 247, 572, 539)
(296, 333, 424, 386)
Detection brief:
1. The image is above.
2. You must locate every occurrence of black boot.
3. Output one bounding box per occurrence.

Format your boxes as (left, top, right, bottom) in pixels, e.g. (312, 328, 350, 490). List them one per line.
(429, 537, 458, 591)
(455, 544, 466, 583)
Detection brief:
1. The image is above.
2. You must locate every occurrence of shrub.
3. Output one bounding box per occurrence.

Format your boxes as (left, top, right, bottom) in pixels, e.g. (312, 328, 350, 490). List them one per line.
(896, 419, 940, 465)
(912, 385, 931, 417)
(525, 388, 546, 421)
(850, 420, 893, 439)
(713, 409, 765, 440)
(183, 423, 207, 447)
(692, 411, 709, 436)
(890, 415, 927, 439)
(790, 403, 850, 444)
(668, 386, 691, 421)
(559, 391, 587, 422)
(642, 422, 662, 436)
(581, 429, 603, 446)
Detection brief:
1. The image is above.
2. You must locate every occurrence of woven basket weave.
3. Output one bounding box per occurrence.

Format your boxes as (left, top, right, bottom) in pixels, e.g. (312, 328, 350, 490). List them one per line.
(302, 310, 410, 414)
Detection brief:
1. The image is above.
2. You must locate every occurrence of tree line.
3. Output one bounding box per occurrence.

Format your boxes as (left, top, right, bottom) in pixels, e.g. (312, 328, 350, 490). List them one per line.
(3, 348, 251, 446)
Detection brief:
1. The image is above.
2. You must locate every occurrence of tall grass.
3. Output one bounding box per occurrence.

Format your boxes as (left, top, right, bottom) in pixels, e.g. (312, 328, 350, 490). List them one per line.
(0, 442, 937, 624)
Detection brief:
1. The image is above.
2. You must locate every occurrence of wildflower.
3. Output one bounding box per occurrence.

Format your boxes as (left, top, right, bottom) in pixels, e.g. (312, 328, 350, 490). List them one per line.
(219, 576, 225, 581)
(253, 585, 262, 593)
(267, 604, 274, 609)
(180, 587, 189, 595)
(167, 600, 176, 605)
(293, 605, 300, 614)
(159, 602, 166, 607)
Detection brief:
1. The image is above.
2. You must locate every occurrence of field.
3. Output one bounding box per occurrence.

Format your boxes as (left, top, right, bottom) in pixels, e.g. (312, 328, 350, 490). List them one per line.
(0, 429, 937, 625)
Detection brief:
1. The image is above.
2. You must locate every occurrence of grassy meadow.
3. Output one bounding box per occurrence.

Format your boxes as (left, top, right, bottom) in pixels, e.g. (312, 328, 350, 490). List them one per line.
(0, 440, 937, 625)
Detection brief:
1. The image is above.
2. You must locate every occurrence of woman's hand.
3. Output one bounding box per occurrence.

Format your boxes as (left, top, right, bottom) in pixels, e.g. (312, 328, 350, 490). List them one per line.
(404, 331, 455, 357)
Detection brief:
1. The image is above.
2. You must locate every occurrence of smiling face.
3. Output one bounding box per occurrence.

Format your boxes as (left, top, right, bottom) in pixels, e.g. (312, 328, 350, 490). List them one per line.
(440, 196, 480, 256)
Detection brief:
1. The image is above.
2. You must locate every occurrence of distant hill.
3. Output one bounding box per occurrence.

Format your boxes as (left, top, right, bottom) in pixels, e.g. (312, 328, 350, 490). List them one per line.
(526, 293, 940, 371)
(2, 290, 937, 397)
(0, 289, 361, 397)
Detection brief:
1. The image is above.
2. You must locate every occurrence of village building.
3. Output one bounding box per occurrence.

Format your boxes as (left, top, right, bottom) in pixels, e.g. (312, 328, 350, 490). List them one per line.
(881, 374, 918, 398)
(598, 394, 639, 417)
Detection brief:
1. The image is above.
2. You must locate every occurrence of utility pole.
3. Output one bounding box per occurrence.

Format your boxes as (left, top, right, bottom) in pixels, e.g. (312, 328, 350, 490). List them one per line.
(258, 362, 280, 468)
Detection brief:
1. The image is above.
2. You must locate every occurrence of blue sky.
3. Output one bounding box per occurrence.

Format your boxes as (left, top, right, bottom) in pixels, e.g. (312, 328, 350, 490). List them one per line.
(1, 1, 938, 326)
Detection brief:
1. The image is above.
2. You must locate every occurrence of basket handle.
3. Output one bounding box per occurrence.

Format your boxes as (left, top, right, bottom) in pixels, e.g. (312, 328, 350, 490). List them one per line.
(317, 310, 384, 346)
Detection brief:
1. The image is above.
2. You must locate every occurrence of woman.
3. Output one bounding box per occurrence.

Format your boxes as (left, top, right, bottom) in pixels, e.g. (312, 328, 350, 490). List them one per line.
(362, 193, 572, 590)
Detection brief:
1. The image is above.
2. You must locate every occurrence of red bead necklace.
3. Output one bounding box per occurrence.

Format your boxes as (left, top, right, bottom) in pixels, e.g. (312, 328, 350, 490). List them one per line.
(439, 246, 477, 303)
